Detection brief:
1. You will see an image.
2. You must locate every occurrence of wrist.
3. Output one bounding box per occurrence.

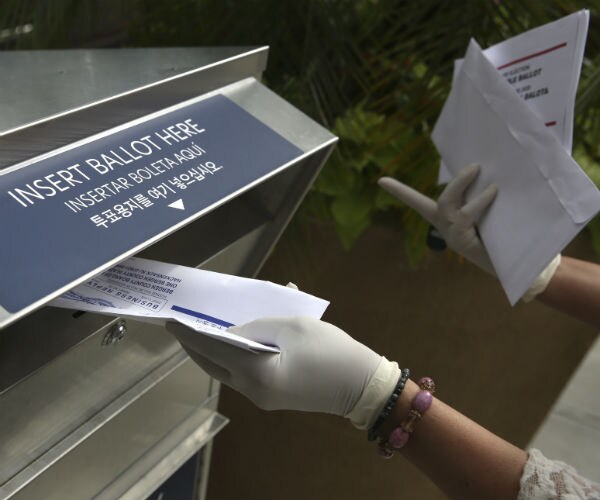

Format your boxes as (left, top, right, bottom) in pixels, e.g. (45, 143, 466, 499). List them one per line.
(375, 377, 437, 458)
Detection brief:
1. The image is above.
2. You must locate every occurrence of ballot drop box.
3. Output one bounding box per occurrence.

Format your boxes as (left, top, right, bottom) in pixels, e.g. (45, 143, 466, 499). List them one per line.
(0, 47, 337, 499)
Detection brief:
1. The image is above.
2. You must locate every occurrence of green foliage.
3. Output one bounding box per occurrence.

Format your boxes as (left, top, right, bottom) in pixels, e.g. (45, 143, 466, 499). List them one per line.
(311, 102, 439, 260)
(2, 0, 600, 259)
(574, 146, 600, 254)
(587, 216, 600, 254)
(0, 0, 116, 48)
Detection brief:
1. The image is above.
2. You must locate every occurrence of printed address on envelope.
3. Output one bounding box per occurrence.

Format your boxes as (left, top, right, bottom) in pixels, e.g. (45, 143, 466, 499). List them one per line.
(49, 256, 330, 352)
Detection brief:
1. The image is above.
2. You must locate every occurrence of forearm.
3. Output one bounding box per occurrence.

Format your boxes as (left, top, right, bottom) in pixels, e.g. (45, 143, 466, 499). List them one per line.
(377, 380, 527, 500)
(537, 256, 600, 329)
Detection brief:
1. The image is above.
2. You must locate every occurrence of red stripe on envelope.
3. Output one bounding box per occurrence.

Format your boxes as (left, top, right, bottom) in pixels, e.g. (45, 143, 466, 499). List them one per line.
(496, 42, 567, 70)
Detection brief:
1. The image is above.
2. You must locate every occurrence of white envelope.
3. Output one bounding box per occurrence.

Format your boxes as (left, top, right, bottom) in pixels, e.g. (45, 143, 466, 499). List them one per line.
(431, 39, 600, 304)
(50, 256, 330, 352)
(439, 9, 589, 183)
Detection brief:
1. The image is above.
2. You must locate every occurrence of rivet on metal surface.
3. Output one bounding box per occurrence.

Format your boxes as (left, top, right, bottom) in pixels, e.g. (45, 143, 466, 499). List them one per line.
(102, 320, 127, 346)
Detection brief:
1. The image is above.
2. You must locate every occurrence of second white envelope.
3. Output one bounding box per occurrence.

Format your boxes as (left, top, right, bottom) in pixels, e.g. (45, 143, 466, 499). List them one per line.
(432, 39, 600, 304)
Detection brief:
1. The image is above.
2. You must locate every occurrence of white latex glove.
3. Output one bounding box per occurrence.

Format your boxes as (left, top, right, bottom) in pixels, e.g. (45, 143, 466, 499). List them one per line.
(378, 163, 561, 300)
(521, 254, 561, 302)
(378, 163, 497, 273)
(168, 317, 399, 429)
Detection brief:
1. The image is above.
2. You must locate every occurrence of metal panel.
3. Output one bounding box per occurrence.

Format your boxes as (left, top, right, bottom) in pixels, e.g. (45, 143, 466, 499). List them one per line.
(0, 320, 189, 495)
(10, 361, 227, 500)
(0, 47, 268, 168)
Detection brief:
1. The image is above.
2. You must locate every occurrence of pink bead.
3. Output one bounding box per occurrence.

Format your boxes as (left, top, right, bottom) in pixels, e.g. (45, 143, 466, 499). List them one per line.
(377, 444, 394, 459)
(412, 390, 433, 413)
(388, 427, 410, 449)
(418, 376, 436, 393)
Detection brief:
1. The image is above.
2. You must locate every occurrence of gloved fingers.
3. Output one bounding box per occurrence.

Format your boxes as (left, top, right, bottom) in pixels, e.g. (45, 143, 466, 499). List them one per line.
(285, 282, 299, 290)
(180, 343, 232, 384)
(167, 321, 249, 369)
(227, 317, 286, 347)
(455, 184, 498, 229)
(377, 177, 438, 223)
(437, 163, 480, 214)
(228, 316, 324, 349)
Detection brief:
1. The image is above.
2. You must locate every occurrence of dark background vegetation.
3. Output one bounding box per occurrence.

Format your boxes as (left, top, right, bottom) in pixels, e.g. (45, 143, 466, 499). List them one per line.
(1, 0, 599, 260)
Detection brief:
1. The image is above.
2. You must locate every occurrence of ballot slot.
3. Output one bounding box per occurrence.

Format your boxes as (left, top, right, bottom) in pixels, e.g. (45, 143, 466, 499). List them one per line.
(0, 151, 321, 394)
(0, 47, 336, 499)
(0, 76, 334, 331)
(0, 73, 334, 393)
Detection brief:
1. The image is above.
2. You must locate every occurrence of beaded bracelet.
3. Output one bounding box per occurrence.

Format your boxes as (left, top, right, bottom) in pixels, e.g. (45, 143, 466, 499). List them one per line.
(377, 376, 436, 458)
(367, 368, 410, 442)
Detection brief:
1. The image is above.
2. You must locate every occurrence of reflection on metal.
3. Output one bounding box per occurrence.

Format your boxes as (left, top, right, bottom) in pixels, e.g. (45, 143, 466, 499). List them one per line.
(96, 408, 229, 500)
(0, 330, 190, 498)
(7, 359, 220, 500)
(102, 320, 128, 346)
(0, 47, 269, 167)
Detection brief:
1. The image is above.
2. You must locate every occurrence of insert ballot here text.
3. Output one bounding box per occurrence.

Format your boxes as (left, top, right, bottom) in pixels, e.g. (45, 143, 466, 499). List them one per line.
(6, 117, 223, 228)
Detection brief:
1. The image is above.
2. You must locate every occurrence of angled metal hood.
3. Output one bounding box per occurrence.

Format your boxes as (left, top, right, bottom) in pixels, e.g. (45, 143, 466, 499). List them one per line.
(0, 47, 336, 330)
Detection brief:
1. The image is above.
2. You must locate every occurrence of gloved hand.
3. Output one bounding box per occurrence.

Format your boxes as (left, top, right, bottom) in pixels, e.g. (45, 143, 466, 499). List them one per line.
(378, 163, 561, 300)
(168, 316, 399, 429)
(378, 163, 497, 273)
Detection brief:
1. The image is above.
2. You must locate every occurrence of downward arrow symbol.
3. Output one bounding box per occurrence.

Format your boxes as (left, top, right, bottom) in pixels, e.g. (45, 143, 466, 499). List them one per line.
(168, 199, 185, 210)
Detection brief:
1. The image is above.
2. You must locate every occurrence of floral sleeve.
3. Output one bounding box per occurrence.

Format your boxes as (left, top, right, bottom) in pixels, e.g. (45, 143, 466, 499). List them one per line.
(518, 449, 600, 500)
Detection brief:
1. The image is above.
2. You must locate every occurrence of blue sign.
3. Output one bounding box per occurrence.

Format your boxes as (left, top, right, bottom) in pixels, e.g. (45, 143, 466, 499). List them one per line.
(0, 95, 303, 312)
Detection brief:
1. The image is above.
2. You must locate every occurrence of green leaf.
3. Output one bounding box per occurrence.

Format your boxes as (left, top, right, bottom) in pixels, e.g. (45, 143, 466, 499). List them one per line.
(333, 105, 385, 145)
(373, 186, 399, 211)
(334, 217, 371, 250)
(330, 195, 371, 228)
(573, 147, 600, 187)
(313, 154, 358, 196)
(329, 193, 372, 248)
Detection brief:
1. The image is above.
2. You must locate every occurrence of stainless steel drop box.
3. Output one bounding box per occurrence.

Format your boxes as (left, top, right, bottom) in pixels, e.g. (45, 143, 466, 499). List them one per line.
(0, 47, 336, 499)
